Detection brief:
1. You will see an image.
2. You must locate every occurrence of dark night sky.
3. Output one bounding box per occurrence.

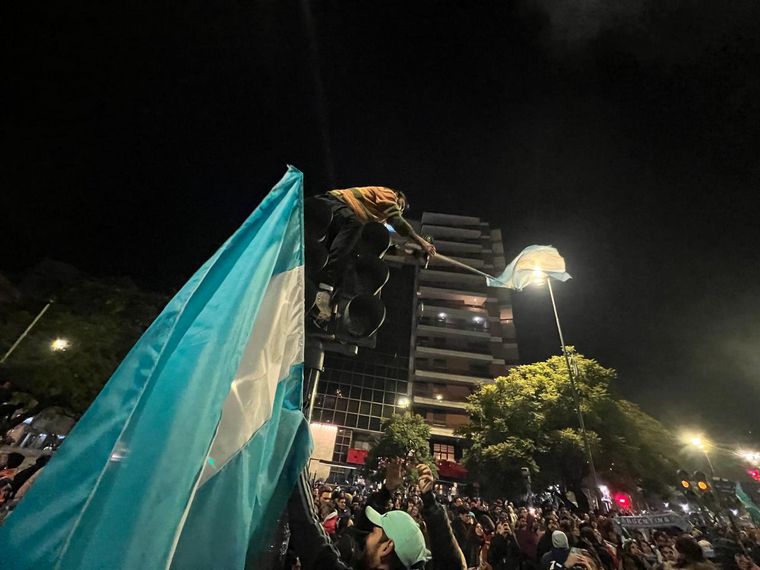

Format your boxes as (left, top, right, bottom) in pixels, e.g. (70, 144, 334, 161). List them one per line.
(3, 2, 760, 441)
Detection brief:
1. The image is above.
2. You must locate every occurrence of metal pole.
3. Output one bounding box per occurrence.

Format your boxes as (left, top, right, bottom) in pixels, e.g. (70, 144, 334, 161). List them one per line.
(546, 279, 600, 506)
(704, 451, 716, 479)
(0, 301, 53, 364)
(306, 368, 321, 422)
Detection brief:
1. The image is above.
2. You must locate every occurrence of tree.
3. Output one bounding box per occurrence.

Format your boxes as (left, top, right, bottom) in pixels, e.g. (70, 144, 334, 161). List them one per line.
(459, 352, 679, 500)
(364, 412, 438, 481)
(0, 271, 166, 416)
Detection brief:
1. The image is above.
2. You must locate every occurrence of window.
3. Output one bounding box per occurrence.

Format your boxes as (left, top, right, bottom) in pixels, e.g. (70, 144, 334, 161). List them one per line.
(433, 443, 455, 461)
(431, 411, 447, 424)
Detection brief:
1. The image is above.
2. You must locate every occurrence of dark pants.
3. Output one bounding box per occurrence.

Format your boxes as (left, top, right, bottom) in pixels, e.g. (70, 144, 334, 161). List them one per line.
(316, 195, 363, 288)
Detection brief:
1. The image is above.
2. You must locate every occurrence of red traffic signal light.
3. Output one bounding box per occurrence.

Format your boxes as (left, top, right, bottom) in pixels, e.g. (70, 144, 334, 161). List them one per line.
(748, 468, 760, 482)
(614, 493, 631, 509)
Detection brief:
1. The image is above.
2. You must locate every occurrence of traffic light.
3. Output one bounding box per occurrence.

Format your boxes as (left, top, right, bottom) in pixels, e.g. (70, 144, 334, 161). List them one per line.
(747, 467, 760, 482)
(614, 493, 632, 509)
(677, 469, 692, 492)
(694, 471, 711, 493)
(334, 222, 390, 347)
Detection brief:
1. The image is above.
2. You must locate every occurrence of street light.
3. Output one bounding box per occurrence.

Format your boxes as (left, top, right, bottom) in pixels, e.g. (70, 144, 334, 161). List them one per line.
(50, 338, 71, 352)
(690, 436, 705, 450)
(397, 397, 410, 409)
(737, 450, 760, 464)
(683, 433, 715, 478)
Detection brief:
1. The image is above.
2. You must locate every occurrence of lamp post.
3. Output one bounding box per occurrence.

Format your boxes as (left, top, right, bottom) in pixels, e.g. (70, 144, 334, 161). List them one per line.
(688, 435, 716, 478)
(540, 275, 601, 506)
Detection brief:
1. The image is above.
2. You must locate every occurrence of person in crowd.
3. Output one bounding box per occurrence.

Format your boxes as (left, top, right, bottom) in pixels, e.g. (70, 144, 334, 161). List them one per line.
(537, 518, 561, 560)
(453, 506, 476, 552)
(623, 540, 654, 570)
(659, 544, 678, 570)
(674, 535, 716, 570)
(540, 530, 571, 570)
(489, 520, 522, 570)
(560, 518, 578, 548)
(461, 520, 486, 569)
(578, 526, 615, 570)
(313, 186, 436, 320)
(515, 512, 541, 570)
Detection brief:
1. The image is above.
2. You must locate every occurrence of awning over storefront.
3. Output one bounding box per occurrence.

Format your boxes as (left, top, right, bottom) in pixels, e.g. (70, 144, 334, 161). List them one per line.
(436, 459, 468, 480)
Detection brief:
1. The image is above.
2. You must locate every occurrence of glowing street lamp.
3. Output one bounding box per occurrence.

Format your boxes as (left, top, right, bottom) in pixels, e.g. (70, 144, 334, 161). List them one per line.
(50, 338, 71, 352)
(397, 397, 410, 409)
(737, 450, 760, 464)
(690, 436, 705, 450)
(683, 433, 715, 477)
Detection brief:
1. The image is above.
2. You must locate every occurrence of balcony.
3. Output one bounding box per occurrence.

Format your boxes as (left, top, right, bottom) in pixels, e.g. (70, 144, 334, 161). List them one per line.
(433, 240, 491, 255)
(427, 255, 492, 270)
(419, 269, 487, 292)
(428, 425, 460, 438)
(417, 285, 489, 307)
(413, 395, 468, 411)
(416, 323, 495, 341)
(419, 303, 489, 320)
(421, 225, 484, 241)
(416, 345, 504, 365)
(414, 369, 492, 385)
(421, 212, 482, 227)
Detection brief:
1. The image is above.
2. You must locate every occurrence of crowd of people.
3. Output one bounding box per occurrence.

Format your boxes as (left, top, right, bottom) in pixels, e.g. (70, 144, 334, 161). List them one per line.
(0, 451, 50, 518)
(288, 458, 760, 570)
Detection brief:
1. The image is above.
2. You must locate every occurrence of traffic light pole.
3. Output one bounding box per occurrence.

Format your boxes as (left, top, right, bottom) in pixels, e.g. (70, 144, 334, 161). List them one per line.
(306, 367, 321, 422)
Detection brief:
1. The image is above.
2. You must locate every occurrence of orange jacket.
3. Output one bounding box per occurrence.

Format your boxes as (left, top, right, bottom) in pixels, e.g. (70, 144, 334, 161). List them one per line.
(328, 187, 414, 236)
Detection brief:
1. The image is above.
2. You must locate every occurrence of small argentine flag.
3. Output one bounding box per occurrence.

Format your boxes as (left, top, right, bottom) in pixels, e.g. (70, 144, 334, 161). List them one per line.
(1, 167, 313, 569)
(487, 245, 571, 290)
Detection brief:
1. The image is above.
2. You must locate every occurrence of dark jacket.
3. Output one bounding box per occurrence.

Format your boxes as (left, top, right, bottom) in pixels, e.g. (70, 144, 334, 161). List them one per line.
(489, 534, 522, 570)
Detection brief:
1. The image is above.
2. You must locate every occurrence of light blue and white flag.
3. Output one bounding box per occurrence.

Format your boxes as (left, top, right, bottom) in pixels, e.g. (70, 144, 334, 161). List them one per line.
(1, 166, 312, 570)
(487, 245, 571, 290)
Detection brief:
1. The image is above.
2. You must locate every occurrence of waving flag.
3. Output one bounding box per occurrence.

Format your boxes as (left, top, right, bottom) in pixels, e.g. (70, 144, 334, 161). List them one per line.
(1, 166, 312, 570)
(487, 245, 571, 290)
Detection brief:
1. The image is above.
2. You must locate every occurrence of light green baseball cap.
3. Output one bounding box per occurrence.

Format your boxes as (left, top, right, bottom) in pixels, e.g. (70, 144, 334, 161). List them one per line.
(365, 506, 431, 569)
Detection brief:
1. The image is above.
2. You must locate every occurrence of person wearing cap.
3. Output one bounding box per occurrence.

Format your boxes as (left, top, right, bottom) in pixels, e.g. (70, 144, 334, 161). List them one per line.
(287, 458, 466, 570)
(287, 488, 429, 569)
(313, 186, 436, 320)
(540, 531, 570, 570)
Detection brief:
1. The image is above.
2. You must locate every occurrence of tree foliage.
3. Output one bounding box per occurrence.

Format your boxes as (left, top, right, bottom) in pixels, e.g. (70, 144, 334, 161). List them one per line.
(0, 272, 166, 414)
(364, 412, 438, 480)
(459, 352, 678, 499)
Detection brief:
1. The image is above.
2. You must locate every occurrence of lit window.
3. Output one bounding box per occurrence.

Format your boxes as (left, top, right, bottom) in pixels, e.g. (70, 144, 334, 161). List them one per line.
(433, 443, 455, 461)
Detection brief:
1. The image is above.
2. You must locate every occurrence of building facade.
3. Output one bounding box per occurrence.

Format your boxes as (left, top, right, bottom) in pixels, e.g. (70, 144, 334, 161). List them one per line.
(310, 212, 519, 483)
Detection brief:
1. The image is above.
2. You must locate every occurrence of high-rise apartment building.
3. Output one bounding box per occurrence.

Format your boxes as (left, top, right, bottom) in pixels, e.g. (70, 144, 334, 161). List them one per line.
(309, 212, 519, 483)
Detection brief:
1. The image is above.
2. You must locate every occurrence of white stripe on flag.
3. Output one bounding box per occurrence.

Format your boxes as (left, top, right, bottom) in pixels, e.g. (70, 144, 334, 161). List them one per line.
(199, 265, 304, 486)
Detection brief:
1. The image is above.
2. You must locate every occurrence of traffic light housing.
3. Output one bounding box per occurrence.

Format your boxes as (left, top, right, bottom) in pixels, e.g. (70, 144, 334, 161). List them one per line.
(334, 222, 390, 347)
(677, 469, 692, 492)
(694, 471, 711, 492)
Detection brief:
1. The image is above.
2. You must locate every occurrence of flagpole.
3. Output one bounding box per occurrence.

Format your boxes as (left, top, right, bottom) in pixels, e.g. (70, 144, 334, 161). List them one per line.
(546, 278, 601, 507)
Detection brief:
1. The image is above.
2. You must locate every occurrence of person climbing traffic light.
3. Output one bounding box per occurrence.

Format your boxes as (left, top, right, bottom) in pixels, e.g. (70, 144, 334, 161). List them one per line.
(312, 186, 436, 320)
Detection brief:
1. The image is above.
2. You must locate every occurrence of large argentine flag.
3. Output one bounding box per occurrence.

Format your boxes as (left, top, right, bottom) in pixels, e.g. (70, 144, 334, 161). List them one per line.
(1, 167, 312, 569)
